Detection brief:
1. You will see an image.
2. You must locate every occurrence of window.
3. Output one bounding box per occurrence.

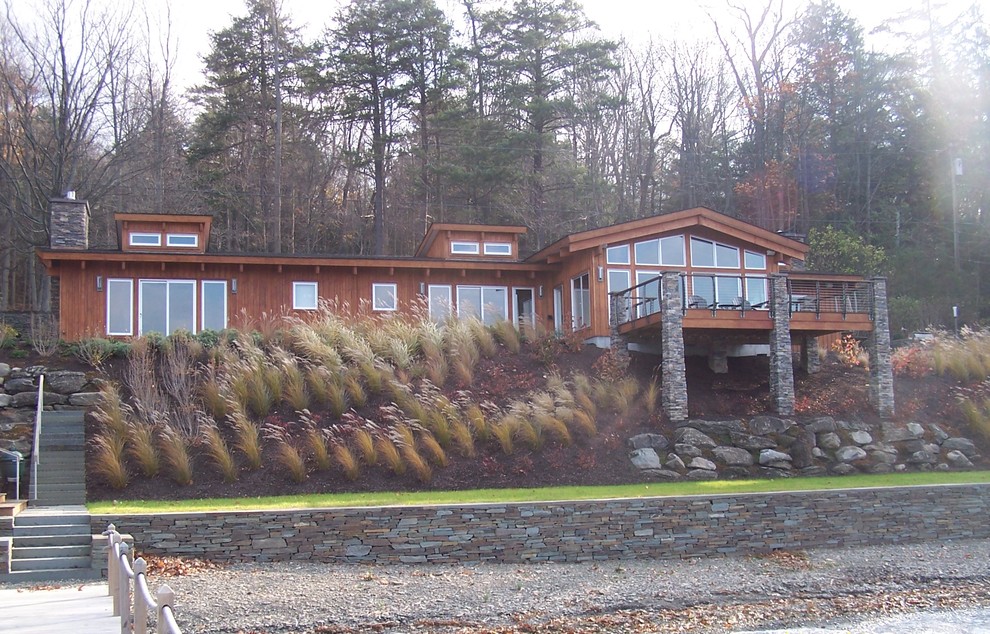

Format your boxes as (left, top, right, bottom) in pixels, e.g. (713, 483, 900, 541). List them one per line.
(690, 274, 741, 307)
(606, 244, 630, 265)
(106, 279, 133, 336)
(129, 232, 161, 247)
(456, 286, 508, 325)
(716, 243, 740, 267)
(293, 282, 318, 310)
(634, 239, 660, 265)
(202, 281, 227, 331)
(745, 276, 768, 307)
(139, 280, 195, 335)
(608, 269, 631, 321)
(571, 274, 591, 330)
(635, 271, 661, 318)
(691, 237, 739, 268)
(372, 283, 397, 311)
(483, 242, 512, 256)
(450, 241, 480, 255)
(659, 235, 686, 266)
(745, 250, 766, 270)
(166, 233, 199, 248)
(429, 285, 452, 322)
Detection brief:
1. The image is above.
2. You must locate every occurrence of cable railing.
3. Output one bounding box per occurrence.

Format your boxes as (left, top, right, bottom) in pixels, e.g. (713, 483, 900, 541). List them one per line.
(29, 374, 43, 501)
(105, 524, 182, 634)
(609, 273, 875, 328)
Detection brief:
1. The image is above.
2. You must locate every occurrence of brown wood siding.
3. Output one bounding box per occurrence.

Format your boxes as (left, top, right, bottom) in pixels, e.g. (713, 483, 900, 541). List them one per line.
(120, 218, 211, 254)
(54, 260, 556, 341)
(423, 229, 522, 260)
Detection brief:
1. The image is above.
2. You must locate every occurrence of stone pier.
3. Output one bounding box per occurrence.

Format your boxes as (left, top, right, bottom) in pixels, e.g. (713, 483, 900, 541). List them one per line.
(868, 277, 895, 418)
(660, 273, 688, 421)
(768, 274, 795, 415)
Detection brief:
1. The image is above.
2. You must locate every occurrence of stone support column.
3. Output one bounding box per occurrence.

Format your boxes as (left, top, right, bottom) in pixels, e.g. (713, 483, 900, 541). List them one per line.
(609, 293, 630, 368)
(660, 273, 688, 421)
(769, 274, 795, 415)
(801, 335, 821, 375)
(868, 277, 895, 418)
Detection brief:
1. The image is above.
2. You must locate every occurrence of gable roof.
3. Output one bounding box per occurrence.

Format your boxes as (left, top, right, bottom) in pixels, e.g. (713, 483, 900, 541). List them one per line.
(527, 207, 809, 264)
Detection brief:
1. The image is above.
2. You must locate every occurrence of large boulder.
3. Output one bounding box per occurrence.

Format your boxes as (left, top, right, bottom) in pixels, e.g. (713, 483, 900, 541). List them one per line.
(804, 416, 837, 433)
(688, 419, 746, 436)
(686, 468, 718, 480)
(674, 427, 717, 449)
(945, 450, 974, 469)
(831, 463, 858, 475)
(942, 437, 979, 458)
(835, 446, 868, 462)
(759, 449, 792, 467)
(817, 432, 841, 451)
(907, 450, 937, 465)
(69, 392, 103, 407)
(11, 391, 67, 408)
(629, 448, 662, 471)
(849, 430, 873, 445)
(882, 424, 922, 443)
(713, 446, 754, 467)
(790, 430, 816, 469)
(674, 443, 703, 458)
(687, 457, 717, 471)
(2, 377, 37, 394)
(749, 416, 794, 436)
(628, 433, 669, 451)
(729, 431, 777, 450)
(665, 454, 686, 473)
(46, 371, 89, 395)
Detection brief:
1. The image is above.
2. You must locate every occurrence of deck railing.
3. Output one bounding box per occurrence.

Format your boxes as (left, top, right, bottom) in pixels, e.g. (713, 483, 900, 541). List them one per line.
(29, 374, 43, 501)
(105, 524, 182, 634)
(609, 273, 874, 328)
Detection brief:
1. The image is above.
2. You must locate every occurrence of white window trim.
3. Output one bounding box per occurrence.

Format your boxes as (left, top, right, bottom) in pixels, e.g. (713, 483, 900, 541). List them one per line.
(455, 285, 509, 323)
(106, 278, 133, 336)
(166, 233, 199, 248)
(138, 279, 197, 336)
(744, 250, 767, 270)
(450, 241, 480, 255)
(634, 238, 660, 266)
(483, 242, 512, 256)
(607, 269, 631, 321)
(201, 280, 228, 330)
(428, 284, 453, 322)
(372, 283, 398, 312)
(129, 232, 162, 247)
(512, 287, 536, 328)
(606, 244, 630, 265)
(293, 281, 319, 310)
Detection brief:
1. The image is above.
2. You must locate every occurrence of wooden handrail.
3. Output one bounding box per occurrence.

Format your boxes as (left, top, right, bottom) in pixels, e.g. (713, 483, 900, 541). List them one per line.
(105, 524, 183, 634)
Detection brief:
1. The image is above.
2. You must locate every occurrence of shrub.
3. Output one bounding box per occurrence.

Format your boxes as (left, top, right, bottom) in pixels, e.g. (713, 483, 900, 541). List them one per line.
(451, 357, 474, 386)
(200, 421, 238, 483)
(29, 314, 60, 357)
(274, 441, 307, 483)
(158, 426, 194, 486)
(228, 406, 262, 470)
(491, 418, 515, 455)
(0, 321, 17, 349)
(73, 337, 123, 369)
(91, 382, 129, 438)
(450, 420, 476, 457)
(418, 432, 448, 467)
(423, 408, 452, 446)
(282, 362, 310, 412)
(333, 443, 360, 481)
(425, 356, 449, 386)
(402, 445, 432, 484)
(536, 413, 572, 446)
(468, 319, 497, 357)
(344, 373, 367, 408)
(492, 320, 521, 353)
(611, 377, 640, 415)
(352, 428, 377, 465)
(126, 421, 160, 478)
(831, 334, 867, 367)
(198, 367, 228, 420)
(304, 424, 332, 472)
(376, 435, 405, 475)
(643, 380, 660, 416)
(465, 404, 489, 442)
(591, 349, 628, 384)
(569, 408, 597, 438)
(91, 432, 129, 489)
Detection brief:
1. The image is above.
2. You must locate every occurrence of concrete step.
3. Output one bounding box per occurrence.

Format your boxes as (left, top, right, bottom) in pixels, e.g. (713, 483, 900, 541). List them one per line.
(12, 544, 91, 559)
(0, 568, 101, 582)
(10, 555, 92, 572)
(12, 533, 91, 548)
(40, 411, 86, 424)
(14, 523, 90, 538)
(36, 472, 86, 484)
(34, 496, 87, 507)
(14, 511, 90, 526)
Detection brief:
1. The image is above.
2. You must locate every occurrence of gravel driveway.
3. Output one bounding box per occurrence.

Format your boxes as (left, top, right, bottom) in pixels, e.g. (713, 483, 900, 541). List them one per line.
(160, 537, 990, 633)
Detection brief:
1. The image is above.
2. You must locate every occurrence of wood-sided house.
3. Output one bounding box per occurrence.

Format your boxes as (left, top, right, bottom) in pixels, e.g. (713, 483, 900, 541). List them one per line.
(36, 196, 894, 420)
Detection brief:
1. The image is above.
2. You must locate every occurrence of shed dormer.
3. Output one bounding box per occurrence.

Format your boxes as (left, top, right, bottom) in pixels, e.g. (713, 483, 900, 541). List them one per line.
(116, 213, 212, 254)
(414, 223, 528, 260)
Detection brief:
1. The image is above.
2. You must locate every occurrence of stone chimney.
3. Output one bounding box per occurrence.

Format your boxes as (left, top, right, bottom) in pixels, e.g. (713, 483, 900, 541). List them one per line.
(49, 194, 90, 250)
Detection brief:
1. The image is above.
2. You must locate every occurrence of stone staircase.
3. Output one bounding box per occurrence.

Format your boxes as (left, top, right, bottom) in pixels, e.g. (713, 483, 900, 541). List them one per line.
(33, 410, 87, 506)
(7, 506, 97, 581)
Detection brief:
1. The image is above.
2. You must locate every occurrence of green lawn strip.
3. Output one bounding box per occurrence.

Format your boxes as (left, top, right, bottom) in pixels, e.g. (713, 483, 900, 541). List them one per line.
(87, 470, 990, 514)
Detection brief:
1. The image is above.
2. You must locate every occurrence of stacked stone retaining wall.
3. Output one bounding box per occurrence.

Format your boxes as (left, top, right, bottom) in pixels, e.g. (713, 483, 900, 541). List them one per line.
(92, 483, 990, 566)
